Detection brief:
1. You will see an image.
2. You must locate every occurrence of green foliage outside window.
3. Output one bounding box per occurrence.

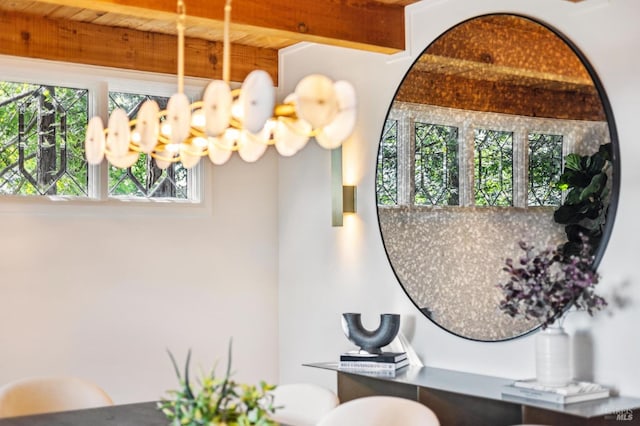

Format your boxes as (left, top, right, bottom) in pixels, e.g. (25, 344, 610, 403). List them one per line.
(108, 92, 189, 199)
(0, 81, 194, 200)
(528, 133, 563, 207)
(376, 113, 567, 209)
(474, 128, 513, 207)
(376, 119, 398, 205)
(414, 122, 459, 206)
(0, 81, 88, 196)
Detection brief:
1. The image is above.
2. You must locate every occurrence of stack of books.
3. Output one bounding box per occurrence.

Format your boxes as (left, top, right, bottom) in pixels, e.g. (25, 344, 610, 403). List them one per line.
(338, 351, 409, 376)
(501, 379, 610, 404)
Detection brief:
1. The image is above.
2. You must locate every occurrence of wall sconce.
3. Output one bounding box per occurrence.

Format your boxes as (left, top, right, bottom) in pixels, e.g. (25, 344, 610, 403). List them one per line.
(332, 147, 357, 227)
(343, 185, 357, 214)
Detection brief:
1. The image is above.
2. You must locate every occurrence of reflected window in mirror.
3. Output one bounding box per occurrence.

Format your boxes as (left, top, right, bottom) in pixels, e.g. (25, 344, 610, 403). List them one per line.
(415, 122, 459, 206)
(378, 103, 607, 211)
(376, 119, 399, 206)
(474, 128, 513, 206)
(528, 133, 563, 206)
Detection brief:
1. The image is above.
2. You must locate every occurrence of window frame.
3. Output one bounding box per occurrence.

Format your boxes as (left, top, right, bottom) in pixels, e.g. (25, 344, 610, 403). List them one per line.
(0, 55, 212, 216)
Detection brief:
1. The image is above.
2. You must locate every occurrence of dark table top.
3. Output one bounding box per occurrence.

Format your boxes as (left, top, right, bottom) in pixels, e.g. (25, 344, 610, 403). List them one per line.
(0, 402, 166, 426)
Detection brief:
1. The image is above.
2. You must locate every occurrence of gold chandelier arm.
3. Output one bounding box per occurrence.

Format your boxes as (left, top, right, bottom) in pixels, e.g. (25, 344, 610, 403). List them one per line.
(189, 127, 206, 138)
(180, 145, 210, 157)
(209, 138, 241, 152)
(149, 151, 181, 163)
(157, 134, 172, 145)
(278, 116, 321, 137)
(228, 117, 243, 130)
(274, 103, 297, 118)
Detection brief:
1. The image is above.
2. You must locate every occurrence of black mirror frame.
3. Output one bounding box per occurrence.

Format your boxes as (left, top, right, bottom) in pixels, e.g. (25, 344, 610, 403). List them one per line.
(375, 13, 621, 342)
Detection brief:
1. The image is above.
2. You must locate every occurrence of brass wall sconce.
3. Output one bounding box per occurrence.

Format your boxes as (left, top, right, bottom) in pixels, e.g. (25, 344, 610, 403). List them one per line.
(332, 147, 357, 227)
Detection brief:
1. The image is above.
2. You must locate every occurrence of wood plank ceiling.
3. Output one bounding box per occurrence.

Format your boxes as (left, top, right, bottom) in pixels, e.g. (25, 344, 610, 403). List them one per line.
(0, 0, 585, 85)
(0, 0, 418, 83)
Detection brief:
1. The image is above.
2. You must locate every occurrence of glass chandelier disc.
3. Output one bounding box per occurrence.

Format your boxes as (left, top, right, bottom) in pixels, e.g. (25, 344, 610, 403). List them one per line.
(85, 116, 106, 165)
(135, 99, 160, 154)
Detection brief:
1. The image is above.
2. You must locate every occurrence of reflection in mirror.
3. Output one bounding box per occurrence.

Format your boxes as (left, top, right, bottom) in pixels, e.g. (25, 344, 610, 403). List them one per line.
(376, 14, 617, 341)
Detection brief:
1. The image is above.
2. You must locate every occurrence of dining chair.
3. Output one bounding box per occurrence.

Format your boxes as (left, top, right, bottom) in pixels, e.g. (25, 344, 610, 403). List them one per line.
(316, 395, 440, 426)
(268, 383, 339, 426)
(0, 376, 113, 418)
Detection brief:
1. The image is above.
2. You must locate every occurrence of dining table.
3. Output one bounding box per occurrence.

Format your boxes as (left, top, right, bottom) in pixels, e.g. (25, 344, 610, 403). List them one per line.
(0, 403, 296, 426)
(0, 402, 166, 426)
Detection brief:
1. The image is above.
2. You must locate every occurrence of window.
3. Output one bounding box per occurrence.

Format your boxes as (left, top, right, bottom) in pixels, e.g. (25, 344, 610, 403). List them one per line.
(0, 82, 88, 196)
(378, 103, 608, 209)
(107, 92, 189, 199)
(0, 64, 203, 203)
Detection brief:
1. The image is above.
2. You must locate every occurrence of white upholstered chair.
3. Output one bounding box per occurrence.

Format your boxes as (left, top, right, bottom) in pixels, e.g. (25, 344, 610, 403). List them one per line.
(269, 383, 339, 426)
(316, 395, 440, 426)
(0, 376, 113, 418)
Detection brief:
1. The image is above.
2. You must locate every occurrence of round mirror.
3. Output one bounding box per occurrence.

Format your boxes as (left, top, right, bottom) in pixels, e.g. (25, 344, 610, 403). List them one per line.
(376, 14, 619, 341)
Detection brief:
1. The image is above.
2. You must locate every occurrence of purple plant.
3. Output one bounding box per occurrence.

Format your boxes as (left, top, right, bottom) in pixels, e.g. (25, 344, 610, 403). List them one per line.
(497, 235, 607, 329)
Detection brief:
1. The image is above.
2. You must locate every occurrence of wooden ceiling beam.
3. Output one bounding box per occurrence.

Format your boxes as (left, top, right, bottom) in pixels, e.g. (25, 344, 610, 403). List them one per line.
(0, 9, 278, 82)
(425, 15, 590, 82)
(27, 0, 407, 53)
(395, 71, 605, 121)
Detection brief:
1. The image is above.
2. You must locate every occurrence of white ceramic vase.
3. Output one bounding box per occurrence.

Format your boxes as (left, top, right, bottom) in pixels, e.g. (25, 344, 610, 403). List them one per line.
(535, 324, 571, 387)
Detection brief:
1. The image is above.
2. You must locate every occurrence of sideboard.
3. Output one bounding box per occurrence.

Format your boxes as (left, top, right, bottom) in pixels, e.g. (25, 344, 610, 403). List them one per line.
(305, 362, 640, 426)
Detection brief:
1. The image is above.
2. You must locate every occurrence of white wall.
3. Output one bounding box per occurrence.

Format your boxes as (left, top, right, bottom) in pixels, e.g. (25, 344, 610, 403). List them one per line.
(277, 0, 640, 397)
(0, 60, 280, 402)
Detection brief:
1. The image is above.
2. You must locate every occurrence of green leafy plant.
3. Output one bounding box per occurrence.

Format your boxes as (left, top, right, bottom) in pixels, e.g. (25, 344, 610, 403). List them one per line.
(553, 143, 612, 256)
(157, 341, 278, 426)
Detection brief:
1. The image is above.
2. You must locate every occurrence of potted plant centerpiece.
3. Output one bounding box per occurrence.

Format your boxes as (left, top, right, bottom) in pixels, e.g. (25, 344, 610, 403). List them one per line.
(497, 235, 607, 386)
(158, 342, 278, 426)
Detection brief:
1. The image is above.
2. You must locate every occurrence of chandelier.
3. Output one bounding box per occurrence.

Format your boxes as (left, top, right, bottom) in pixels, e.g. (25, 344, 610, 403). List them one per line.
(84, 0, 357, 169)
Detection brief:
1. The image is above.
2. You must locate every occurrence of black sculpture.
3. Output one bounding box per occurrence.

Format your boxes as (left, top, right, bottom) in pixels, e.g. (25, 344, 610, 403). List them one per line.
(341, 312, 400, 354)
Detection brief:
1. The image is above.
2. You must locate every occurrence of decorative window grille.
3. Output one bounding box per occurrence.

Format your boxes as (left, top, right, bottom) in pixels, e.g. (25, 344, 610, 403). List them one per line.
(377, 103, 607, 209)
(414, 122, 459, 206)
(376, 119, 398, 206)
(108, 92, 190, 199)
(0, 82, 88, 196)
(474, 129, 513, 207)
(0, 76, 200, 203)
(528, 133, 563, 207)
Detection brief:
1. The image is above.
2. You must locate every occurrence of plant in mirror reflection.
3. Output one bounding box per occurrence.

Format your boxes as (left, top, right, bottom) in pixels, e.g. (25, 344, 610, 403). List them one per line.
(158, 340, 278, 426)
(554, 143, 612, 257)
(497, 235, 607, 329)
